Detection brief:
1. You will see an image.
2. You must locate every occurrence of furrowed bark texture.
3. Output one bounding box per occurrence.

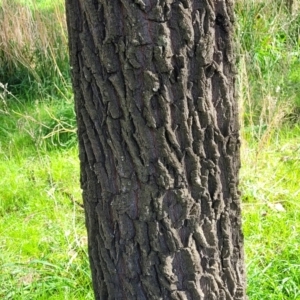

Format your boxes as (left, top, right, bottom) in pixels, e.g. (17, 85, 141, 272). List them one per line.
(66, 0, 246, 299)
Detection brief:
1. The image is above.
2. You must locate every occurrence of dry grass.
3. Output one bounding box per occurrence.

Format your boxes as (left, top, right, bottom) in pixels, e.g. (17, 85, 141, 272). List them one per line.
(0, 0, 68, 85)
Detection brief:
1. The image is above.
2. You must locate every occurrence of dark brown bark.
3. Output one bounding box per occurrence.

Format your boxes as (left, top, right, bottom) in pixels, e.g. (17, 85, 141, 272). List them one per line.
(66, 1, 246, 299)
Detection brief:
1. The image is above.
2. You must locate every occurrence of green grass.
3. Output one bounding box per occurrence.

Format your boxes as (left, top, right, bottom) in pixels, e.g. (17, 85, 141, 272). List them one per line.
(0, 97, 90, 298)
(236, 0, 300, 127)
(0, 146, 93, 299)
(0, 0, 300, 299)
(241, 125, 300, 299)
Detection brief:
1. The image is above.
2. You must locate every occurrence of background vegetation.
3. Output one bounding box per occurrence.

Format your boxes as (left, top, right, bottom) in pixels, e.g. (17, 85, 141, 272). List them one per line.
(0, 0, 299, 298)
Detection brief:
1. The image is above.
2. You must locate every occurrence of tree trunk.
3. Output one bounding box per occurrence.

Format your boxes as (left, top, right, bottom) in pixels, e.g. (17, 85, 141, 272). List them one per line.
(66, 1, 246, 299)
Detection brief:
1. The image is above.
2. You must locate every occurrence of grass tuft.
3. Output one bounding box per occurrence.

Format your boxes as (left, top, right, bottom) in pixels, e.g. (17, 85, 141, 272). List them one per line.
(0, 0, 69, 100)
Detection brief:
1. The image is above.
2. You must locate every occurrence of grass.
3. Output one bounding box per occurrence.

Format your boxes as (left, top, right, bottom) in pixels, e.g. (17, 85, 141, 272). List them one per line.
(236, 0, 300, 128)
(241, 125, 300, 299)
(0, 0, 68, 99)
(0, 86, 90, 298)
(0, 144, 93, 299)
(0, 0, 300, 299)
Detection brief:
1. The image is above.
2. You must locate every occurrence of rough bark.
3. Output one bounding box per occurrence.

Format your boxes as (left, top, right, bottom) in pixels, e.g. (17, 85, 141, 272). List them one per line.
(66, 0, 246, 299)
